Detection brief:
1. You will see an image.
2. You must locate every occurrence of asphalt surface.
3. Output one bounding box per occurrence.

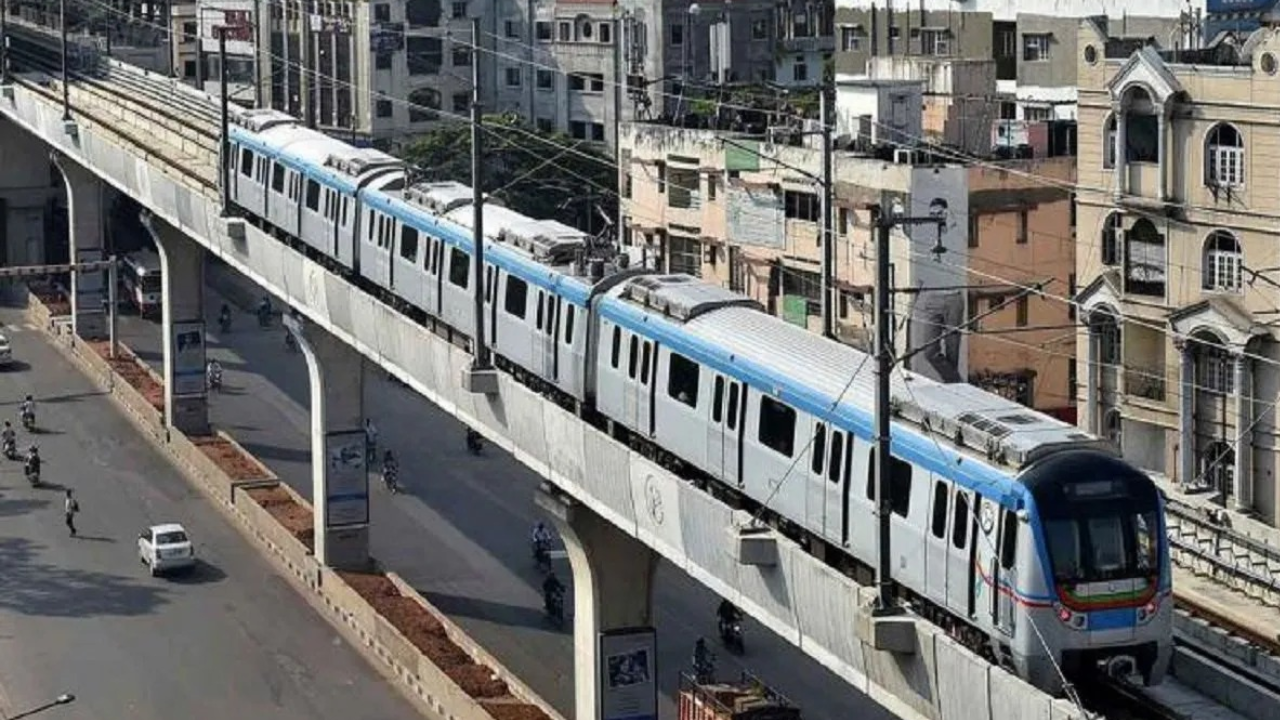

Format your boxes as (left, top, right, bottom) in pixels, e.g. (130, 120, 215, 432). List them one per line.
(115, 272, 895, 720)
(0, 307, 419, 720)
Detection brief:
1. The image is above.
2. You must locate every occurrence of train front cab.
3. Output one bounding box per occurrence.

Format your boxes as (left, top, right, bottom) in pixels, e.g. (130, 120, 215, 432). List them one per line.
(1015, 450, 1173, 693)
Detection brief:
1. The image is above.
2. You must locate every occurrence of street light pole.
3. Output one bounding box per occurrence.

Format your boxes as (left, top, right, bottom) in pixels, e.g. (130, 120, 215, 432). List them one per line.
(9, 692, 76, 719)
(1, 0, 9, 84)
(469, 16, 490, 371)
(820, 84, 835, 339)
(218, 26, 231, 216)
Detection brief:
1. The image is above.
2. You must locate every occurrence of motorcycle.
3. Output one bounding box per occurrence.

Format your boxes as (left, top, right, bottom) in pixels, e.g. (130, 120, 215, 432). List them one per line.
(218, 309, 232, 334)
(2, 436, 15, 460)
(257, 302, 272, 328)
(544, 589, 564, 627)
(284, 331, 298, 352)
(532, 539, 551, 573)
(24, 460, 40, 487)
(207, 367, 223, 392)
(21, 411, 34, 433)
(383, 464, 399, 494)
(465, 428, 483, 456)
(692, 656, 715, 685)
(719, 618, 745, 655)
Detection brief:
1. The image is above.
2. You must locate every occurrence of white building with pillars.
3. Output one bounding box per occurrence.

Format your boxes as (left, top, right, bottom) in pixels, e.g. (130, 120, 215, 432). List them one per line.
(1073, 20, 1280, 526)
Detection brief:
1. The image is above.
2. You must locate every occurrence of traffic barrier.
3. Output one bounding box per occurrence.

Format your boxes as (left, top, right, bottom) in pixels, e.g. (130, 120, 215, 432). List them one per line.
(25, 292, 565, 720)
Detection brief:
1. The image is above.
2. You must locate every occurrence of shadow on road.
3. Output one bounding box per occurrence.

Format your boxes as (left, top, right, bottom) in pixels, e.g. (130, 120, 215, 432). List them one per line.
(0, 535, 170, 617)
(241, 442, 311, 465)
(423, 590, 569, 634)
(0, 495, 50, 516)
(0, 360, 33, 373)
(73, 535, 115, 543)
(166, 559, 227, 585)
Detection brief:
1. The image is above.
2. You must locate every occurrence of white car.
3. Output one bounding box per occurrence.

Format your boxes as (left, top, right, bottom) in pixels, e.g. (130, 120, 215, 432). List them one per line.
(0, 332, 12, 367)
(138, 523, 195, 575)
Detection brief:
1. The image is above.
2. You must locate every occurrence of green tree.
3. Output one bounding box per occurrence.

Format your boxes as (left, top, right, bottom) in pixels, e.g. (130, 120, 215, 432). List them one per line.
(401, 114, 617, 235)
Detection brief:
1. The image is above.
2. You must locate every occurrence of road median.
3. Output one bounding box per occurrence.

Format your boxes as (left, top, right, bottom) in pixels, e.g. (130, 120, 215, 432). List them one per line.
(25, 292, 563, 720)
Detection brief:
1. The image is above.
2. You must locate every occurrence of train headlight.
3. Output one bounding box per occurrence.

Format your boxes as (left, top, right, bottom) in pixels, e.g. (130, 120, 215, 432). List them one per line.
(1137, 597, 1161, 625)
(1053, 602, 1088, 630)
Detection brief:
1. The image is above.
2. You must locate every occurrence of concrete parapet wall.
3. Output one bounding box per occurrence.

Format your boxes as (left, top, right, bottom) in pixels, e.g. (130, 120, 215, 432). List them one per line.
(1170, 647, 1279, 720)
(1, 80, 1073, 720)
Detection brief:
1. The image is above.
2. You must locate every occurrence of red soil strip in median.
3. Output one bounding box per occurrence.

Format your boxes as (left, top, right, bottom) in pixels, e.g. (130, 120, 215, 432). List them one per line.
(244, 485, 315, 550)
(192, 435, 268, 481)
(88, 341, 165, 411)
(338, 571, 545, 716)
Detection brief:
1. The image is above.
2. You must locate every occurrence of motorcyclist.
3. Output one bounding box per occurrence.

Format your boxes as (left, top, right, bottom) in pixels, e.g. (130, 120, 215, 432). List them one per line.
(542, 571, 565, 616)
(692, 638, 715, 683)
(24, 445, 40, 482)
(257, 296, 272, 326)
(531, 522, 553, 566)
(206, 359, 223, 389)
(20, 395, 35, 423)
(364, 418, 379, 461)
(717, 599, 742, 631)
(382, 449, 399, 491)
(1, 421, 15, 457)
(218, 303, 232, 330)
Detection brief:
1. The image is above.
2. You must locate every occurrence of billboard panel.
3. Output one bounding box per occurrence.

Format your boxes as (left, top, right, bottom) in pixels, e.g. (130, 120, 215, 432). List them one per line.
(726, 186, 785, 248)
(324, 430, 369, 527)
(198, 1, 256, 56)
(599, 627, 657, 720)
(902, 167, 970, 383)
(171, 320, 207, 397)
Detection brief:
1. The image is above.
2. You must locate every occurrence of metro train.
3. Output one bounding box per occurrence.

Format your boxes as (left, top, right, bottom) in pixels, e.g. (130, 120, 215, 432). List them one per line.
(226, 108, 1172, 693)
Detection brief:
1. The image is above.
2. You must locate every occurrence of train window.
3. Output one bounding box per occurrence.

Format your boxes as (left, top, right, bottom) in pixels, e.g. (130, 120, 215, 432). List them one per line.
(431, 240, 441, 274)
(628, 336, 638, 379)
(610, 327, 621, 368)
(504, 276, 528, 318)
(727, 383, 740, 430)
(1000, 510, 1017, 570)
(951, 491, 969, 549)
(545, 299, 556, 336)
(865, 450, 913, 518)
(240, 148, 254, 177)
(400, 226, 419, 261)
(535, 293, 544, 330)
(667, 352, 699, 408)
(931, 482, 949, 539)
(640, 342, 652, 385)
(811, 424, 826, 474)
(758, 397, 797, 458)
(341, 198, 350, 227)
(486, 267, 496, 303)
(448, 248, 469, 287)
(305, 180, 321, 211)
(828, 431, 844, 484)
(271, 163, 285, 193)
(564, 305, 575, 343)
(712, 376, 724, 422)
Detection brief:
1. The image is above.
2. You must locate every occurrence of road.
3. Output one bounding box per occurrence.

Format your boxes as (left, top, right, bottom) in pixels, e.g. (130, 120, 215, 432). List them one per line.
(117, 272, 895, 720)
(0, 307, 419, 720)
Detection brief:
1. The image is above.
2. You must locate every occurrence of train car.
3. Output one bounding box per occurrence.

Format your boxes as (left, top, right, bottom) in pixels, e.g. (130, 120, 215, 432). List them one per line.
(591, 274, 1172, 693)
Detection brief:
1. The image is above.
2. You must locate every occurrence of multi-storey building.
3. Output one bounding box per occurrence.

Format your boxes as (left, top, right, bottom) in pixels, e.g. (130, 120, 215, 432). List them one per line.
(833, 1, 1201, 121)
(1073, 20, 1280, 524)
(618, 114, 1076, 415)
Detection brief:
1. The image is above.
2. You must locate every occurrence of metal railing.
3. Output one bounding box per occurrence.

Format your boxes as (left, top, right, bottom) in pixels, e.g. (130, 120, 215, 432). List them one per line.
(1165, 497, 1280, 607)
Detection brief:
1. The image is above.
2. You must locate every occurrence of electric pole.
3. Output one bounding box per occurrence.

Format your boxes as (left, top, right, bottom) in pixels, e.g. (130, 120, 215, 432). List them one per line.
(218, 26, 231, 216)
(820, 82, 835, 339)
(2, 0, 10, 84)
(613, 10, 625, 242)
(869, 203, 946, 615)
(60, 0, 70, 120)
(302, 6, 315, 128)
(469, 16, 490, 371)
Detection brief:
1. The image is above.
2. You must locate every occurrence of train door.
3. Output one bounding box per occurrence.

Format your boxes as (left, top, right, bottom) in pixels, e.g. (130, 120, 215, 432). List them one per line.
(925, 477, 950, 606)
(947, 488, 973, 613)
(724, 381, 745, 485)
(994, 507, 1018, 637)
(823, 429, 850, 543)
(545, 295, 560, 382)
(706, 375, 727, 477)
(623, 334, 639, 429)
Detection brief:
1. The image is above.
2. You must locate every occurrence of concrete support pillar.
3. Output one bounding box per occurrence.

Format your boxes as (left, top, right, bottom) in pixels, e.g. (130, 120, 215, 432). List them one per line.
(1084, 327, 1099, 434)
(286, 314, 370, 570)
(1113, 107, 1127, 200)
(143, 212, 209, 436)
(1156, 104, 1168, 202)
(537, 485, 658, 720)
(52, 152, 107, 340)
(1178, 340, 1195, 488)
(1233, 354, 1251, 511)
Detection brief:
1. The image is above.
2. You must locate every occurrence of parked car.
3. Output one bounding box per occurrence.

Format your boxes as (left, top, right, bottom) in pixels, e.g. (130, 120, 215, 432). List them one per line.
(138, 523, 195, 576)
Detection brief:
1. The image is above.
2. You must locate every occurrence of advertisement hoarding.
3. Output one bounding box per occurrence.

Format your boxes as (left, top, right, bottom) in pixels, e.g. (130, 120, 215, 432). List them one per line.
(170, 319, 207, 397)
(324, 429, 369, 527)
(198, 1, 255, 55)
(599, 627, 657, 720)
(901, 166, 970, 383)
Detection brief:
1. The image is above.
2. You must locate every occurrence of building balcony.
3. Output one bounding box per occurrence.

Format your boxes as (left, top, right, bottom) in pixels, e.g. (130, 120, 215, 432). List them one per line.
(778, 35, 835, 55)
(1124, 366, 1166, 403)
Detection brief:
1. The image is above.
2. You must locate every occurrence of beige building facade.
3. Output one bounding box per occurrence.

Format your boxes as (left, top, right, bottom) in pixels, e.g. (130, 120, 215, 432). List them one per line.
(1074, 22, 1280, 525)
(619, 121, 1076, 415)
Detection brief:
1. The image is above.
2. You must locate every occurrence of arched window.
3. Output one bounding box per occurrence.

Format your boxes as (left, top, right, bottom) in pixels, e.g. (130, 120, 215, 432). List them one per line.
(1103, 408, 1123, 449)
(1206, 123, 1245, 188)
(1202, 230, 1243, 292)
(1124, 219, 1165, 297)
(1093, 310, 1121, 365)
(1103, 113, 1117, 169)
(1101, 212, 1121, 266)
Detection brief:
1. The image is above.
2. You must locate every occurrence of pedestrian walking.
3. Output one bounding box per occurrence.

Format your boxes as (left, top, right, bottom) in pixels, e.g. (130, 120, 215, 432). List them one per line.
(64, 489, 79, 537)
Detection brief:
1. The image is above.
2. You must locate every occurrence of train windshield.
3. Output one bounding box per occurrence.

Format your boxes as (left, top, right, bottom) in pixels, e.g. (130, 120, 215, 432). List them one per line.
(1043, 508, 1159, 584)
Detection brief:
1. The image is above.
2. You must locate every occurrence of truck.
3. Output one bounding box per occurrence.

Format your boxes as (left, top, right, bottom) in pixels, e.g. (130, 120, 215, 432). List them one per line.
(677, 672, 801, 720)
